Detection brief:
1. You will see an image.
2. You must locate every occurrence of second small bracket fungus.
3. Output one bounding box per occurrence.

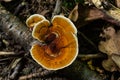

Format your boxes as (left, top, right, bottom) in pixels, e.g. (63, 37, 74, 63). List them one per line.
(26, 14, 78, 70)
(32, 20, 50, 42)
(26, 14, 46, 28)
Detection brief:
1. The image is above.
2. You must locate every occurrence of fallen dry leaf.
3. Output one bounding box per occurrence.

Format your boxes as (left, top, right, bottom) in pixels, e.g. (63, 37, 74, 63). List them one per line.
(68, 3, 78, 22)
(102, 57, 118, 72)
(115, 0, 120, 8)
(99, 26, 119, 55)
(85, 7, 104, 21)
(112, 54, 120, 68)
(99, 26, 120, 71)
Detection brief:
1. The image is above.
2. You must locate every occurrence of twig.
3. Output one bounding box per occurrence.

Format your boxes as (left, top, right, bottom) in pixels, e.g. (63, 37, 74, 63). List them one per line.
(9, 63, 21, 79)
(52, 0, 62, 17)
(0, 57, 14, 62)
(9, 58, 23, 79)
(0, 51, 15, 56)
(14, 1, 27, 15)
(19, 70, 55, 80)
(78, 53, 107, 59)
(78, 31, 97, 49)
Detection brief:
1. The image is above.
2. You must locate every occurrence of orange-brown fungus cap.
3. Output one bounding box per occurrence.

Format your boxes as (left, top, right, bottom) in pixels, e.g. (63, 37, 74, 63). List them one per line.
(32, 19, 50, 41)
(52, 15, 77, 34)
(26, 14, 46, 28)
(30, 15, 78, 70)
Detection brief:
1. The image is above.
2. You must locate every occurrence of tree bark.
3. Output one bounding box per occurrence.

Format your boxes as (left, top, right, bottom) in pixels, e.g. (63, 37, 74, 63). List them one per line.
(0, 4, 34, 51)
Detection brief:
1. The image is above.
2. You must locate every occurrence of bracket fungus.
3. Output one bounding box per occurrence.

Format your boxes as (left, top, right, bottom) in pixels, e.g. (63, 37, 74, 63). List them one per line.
(26, 14, 46, 28)
(26, 14, 78, 70)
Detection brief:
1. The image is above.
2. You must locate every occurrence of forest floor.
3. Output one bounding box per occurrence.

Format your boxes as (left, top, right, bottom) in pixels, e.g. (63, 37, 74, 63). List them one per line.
(0, 0, 120, 80)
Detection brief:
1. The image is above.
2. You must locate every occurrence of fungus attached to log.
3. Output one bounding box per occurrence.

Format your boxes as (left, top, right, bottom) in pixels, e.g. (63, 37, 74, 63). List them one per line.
(52, 15, 77, 34)
(32, 20, 50, 42)
(26, 14, 46, 28)
(26, 14, 78, 70)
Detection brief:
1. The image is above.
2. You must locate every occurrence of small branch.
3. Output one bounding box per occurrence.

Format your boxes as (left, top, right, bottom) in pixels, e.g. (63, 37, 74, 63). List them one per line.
(78, 31, 97, 49)
(0, 51, 15, 56)
(0, 57, 14, 62)
(19, 70, 55, 80)
(0, 51, 23, 57)
(78, 53, 107, 59)
(9, 62, 21, 79)
(52, 0, 62, 17)
(14, 2, 27, 15)
(9, 58, 23, 79)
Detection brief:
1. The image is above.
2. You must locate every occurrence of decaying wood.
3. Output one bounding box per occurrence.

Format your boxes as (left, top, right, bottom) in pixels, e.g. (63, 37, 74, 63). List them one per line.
(0, 3, 104, 80)
(0, 4, 34, 51)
